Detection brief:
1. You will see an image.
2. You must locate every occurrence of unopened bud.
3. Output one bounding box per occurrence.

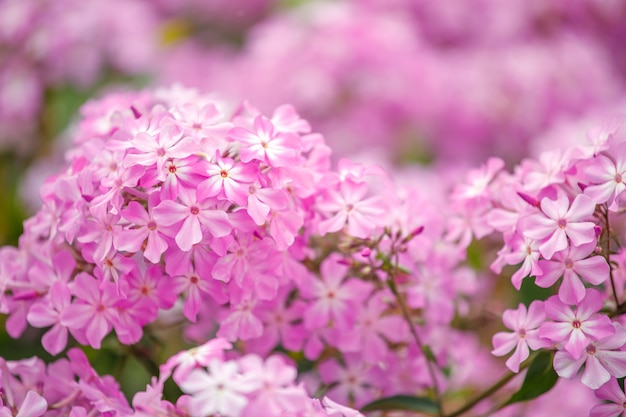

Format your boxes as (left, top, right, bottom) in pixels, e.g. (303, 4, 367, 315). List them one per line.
(517, 192, 539, 207)
(594, 225, 602, 238)
(130, 105, 142, 119)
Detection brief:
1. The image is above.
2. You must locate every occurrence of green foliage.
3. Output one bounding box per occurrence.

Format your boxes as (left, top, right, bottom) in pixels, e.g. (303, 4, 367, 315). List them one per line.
(360, 394, 440, 415)
(502, 350, 558, 406)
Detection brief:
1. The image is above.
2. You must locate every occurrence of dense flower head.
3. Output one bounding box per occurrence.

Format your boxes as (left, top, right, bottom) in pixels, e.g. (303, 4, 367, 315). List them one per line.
(0, 86, 492, 416)
(450, 111, 626, 410)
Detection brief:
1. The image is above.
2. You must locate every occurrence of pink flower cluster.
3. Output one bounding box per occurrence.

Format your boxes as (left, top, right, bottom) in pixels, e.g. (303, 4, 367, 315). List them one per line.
(450, 114, 626, 403)
(0, 338, 363, 417)
(0, 86, 499, 412)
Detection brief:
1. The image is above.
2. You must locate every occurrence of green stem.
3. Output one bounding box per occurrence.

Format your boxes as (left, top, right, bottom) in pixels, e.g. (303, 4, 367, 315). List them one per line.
(603, 205, 621, 309)
(443, 357, 532, 417)
(387, 263, 443, 415)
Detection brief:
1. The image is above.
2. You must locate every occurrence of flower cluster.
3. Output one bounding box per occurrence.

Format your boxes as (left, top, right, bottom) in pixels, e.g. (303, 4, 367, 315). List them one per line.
(0, 338, 364, 417)
(450, 113, 626, 402)
(0, 86, 498, 414)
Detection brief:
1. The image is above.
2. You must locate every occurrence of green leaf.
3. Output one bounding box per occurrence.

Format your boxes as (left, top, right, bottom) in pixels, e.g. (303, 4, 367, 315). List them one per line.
(360, 395, 439, 415)
(503, 350, 558, 406)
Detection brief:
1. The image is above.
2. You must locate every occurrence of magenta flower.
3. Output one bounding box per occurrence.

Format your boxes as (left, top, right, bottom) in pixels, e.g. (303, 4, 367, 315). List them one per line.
(492, 301, 550, 372)
(116, 197, 169, 264)
(539, 290, 615, 360)
(160, 156, 210, 201)
(26, 281, 71, 355)
(523, 193, 596, 259)
(60, 273, 119, 349)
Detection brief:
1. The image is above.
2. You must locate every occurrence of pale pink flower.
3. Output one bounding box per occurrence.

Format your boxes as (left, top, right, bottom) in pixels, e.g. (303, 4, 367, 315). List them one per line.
(161, 338, 232, 384)
(523, 193, 597, 259)
(239, 355, 307, 417)
(152, 187, 231, 251)
(584, 147, 626, 211)
(554, 323, 626, 389)
(539, 290, 615, 360)
(536, 241, 609, 304)
(317, 179, 386, 239)
(180, 359, 260, 417)
(590, 377, 626, 417)
(198, 153, 258, 206)
(492, 301, 550, 372)
(229, 115, 302, 167)
(299, 255, 373, 330)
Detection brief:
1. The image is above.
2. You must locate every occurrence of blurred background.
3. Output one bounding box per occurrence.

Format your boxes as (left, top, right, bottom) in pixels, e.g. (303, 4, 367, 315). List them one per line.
(1, 0, 625, 395)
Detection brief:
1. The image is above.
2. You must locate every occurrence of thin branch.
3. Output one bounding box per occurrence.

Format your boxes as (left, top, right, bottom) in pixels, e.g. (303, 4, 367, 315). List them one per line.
(387, 254, 443, 416)
(443, 357, 532, 417)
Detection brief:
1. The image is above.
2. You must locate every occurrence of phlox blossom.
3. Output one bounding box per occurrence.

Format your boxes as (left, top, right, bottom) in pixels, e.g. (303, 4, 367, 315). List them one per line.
(535, 242, 609, 305)
(229, 115, 301, 167)
(492, 301, 549, 372)
(523, 193, 596, 259)
(179, 359, 260, 417)
(539, 290, 614, 360)
(152, 187, 231, 251)
(317, 179, 386, 239)
(590, 378, 626, 417)
(584, 145, 626, 211)
(554, 323, 626, 389)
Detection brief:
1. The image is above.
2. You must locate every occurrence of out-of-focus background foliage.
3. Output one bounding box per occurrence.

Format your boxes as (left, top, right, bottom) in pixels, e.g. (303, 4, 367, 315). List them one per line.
(1, 0, 625, 398)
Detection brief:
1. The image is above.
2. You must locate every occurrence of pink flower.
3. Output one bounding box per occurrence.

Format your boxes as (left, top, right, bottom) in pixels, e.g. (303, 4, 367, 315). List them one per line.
(179, 359, 260, 417)
(554, 323, 626, 389)
(152, 187, 232, 251)
(229, 115, 301, 167)
(591, 377, 626, 417)
(317, 179, 386, 239)
(584, 146, 626, 211)
(239, 355, 307, 417)
(60, 273, 119, 349)
(336, 291, 408, 364)
(539, 290, 615, 360)
(26, 281, 71, 355)
(523, 193, 596, 259)
(161, 338, 232, 384)
(492, 301, 550, 372)
(299, 255, 373, 330)
(198, 153, 258, 206)
(535, 242, 609, 305)
(116, 196, 169, 264)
